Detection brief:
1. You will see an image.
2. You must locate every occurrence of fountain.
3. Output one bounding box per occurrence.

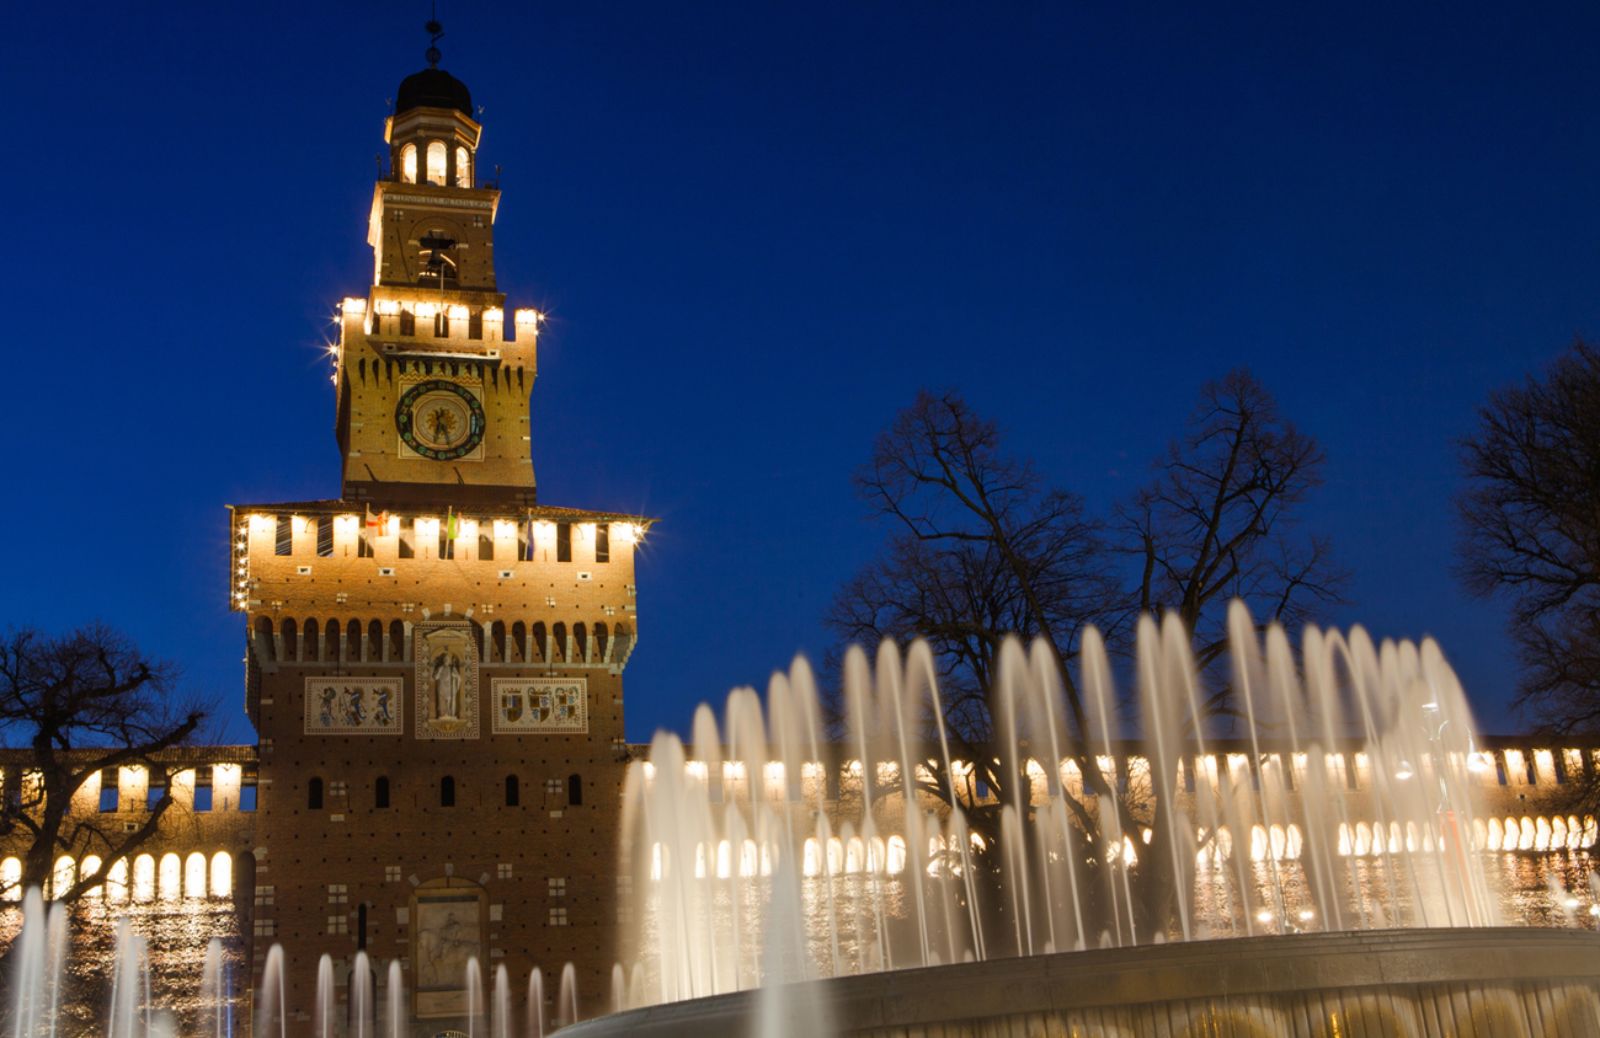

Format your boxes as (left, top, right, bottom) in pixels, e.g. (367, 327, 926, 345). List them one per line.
(2, 605, 1599, 1035)
(564, 605, 1600, 1036)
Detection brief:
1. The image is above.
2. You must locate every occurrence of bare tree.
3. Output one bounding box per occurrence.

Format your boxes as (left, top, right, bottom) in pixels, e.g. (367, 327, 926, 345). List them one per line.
(1120, 370, 1343, 710)
(826, 373, 1341, 932)
(1459, 342, 1600, 757)
(0, 625, 206, 902)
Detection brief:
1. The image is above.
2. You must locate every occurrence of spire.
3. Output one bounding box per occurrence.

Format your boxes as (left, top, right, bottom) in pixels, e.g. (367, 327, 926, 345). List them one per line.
(424, 14, 444, 68)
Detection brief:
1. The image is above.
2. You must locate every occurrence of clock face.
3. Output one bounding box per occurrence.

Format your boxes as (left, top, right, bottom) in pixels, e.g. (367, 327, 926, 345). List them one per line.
(396, 380, 485, 460)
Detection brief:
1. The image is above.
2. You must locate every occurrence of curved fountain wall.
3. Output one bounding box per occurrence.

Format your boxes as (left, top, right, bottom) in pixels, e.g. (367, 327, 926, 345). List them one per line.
(561, 928, 1600, 1038)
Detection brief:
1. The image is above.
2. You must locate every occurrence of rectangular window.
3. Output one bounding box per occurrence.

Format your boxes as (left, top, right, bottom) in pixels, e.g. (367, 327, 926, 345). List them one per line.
(240, 766, 259, 811)
(498, 863, 514, 879)
(556, 523, 572, 563)
(468, 311, 483, 340)
(1555, 752, 1569, 785)
(328, 883, 349, 904)
(254, 885, 275, 907)
(146, 774, 168, 812)
(547, 907, 569, 927)
(547, 876, 566, 896)
(434, 312, 449, 337)
(358, 530, 373, 558)
(399, 309, 415, 336)
(478, 531, 494, 561)
(275, 516, 293, 556)
(385, 866, 402, 883)
(398, 518, 414, 559)
(193, 766, 214, 812)
(315, 519, 333, 558)
(328, 915, 349, 935)
(98, 768, 119, 813)
(1495, 755, 1509, 787)
(518, 525, 530, 562)
(595, 525, 610, 563)
(253, 918, 275, 938)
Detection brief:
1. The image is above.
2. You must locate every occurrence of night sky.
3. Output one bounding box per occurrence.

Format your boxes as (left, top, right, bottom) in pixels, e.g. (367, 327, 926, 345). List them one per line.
(8, 3, 1600, 742)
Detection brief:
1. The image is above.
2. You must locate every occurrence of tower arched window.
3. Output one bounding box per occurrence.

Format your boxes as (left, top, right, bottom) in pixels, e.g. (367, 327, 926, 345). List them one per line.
(400, 143, 418, 184)
(505, 775, 519, 807)
(440, 775, 455, 808)
(374, 776, 390, 810)
(455, 146, 471, 187)
(426, 141, 447, 185)
(308, 777, 324, 811)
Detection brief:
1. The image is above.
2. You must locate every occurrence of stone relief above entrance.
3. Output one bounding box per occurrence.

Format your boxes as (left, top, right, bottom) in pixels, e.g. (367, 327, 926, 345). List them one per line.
(303, 678, 403, 734)
(491, 677, 588, 733)
(414, 622, 480, 739)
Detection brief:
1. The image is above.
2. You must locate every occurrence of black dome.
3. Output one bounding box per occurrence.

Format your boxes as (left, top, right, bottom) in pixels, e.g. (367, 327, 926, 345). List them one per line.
(395, 68, 473, 116)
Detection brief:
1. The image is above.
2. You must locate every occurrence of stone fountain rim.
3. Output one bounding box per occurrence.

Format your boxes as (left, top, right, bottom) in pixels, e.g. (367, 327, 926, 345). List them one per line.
(561, 926, 1600, 1036)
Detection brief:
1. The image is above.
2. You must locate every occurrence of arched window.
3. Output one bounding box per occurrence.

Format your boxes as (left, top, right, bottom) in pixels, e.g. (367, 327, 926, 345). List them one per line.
(510, 621, 526, 663)
(505, 775, 520, 807)
(401, 143, 418, 183)
(282, 618, 298, 659)
(308, 777, 324, 810)
(454, 146, 471, 187)
(303, 618, 319, 660)
(346, 620, 360, 661)
(426, 141, 447, 185)
(254, 616, 275, 661)
(375, 776, 390, 810)
(567, 773, 583, 807)
(388, 620, 404, 662)
(367, 620, 382, 662)
(573, 622, 588, 662)
(440, 775, 455, 808)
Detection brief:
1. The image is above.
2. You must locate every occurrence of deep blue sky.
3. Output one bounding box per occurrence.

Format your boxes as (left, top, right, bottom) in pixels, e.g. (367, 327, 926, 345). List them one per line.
(7, 2, 1598, 741)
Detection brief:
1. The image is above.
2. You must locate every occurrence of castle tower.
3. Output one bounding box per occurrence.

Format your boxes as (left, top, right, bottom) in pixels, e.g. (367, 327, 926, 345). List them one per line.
(227, 26, 650, 1032)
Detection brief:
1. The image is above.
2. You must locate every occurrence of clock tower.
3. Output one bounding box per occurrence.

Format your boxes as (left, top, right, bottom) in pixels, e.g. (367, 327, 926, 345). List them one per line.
(337, 38, 537, 506)
(228, 26, 650, 1033)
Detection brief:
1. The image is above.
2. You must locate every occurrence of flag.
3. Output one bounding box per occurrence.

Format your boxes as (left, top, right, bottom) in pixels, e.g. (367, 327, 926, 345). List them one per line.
(365, 504, 379, 529)
(447, 507, 459, 540)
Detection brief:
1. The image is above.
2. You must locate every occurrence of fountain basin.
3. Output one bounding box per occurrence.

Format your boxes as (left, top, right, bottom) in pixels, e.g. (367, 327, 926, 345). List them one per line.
(564, 928, 1600, 1037)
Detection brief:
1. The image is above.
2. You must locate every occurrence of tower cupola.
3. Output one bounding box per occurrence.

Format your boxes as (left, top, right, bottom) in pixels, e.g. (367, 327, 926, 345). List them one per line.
(387, 20, 481, 188)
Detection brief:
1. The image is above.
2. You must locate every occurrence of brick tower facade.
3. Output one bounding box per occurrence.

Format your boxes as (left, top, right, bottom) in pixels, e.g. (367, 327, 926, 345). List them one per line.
(227, 37, 649, 1034)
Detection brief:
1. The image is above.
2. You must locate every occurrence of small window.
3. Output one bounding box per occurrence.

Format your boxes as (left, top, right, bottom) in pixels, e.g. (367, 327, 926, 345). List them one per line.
(1526, 753, 1538, 785)
(399, 310, 415, 336)
(468, 311, 483, 340)
(455, 146, 471, 187)
(595, 525, 610, 564)
(1555, 753, 1569, 785)
(505, 775, 520, 807)
(556, 523, 572, 563)
(146, 774, 169, 812)
(375, 776, 390, 810)
(426, 141, 447, 185)
(400, 143, 418, 184)
(1495, 755, 1509, 787)
(519, 524, 532, 562)
(358, 529, 373, 558)
(193, 767, 214, 812)
(315, 519, 333, 558)
(275, 516, 293, 556)
(434, 311, 449, 337)
(240, 768, 259, 811)
(308, 777, 324, 811)
(567, 773, 582, 807)
(477, 530, 494, 561)
(440, 775, 455, 808)
(398, 518, 414, 559)
(98, 769, 119, 813)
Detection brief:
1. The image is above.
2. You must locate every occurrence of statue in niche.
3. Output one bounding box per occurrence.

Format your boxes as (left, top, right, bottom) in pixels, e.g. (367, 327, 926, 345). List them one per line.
(433, 651, 464, 720)
(414, 624, 478, 738)
(319, 687, 338, 728)
(374, 686, 394, 727)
